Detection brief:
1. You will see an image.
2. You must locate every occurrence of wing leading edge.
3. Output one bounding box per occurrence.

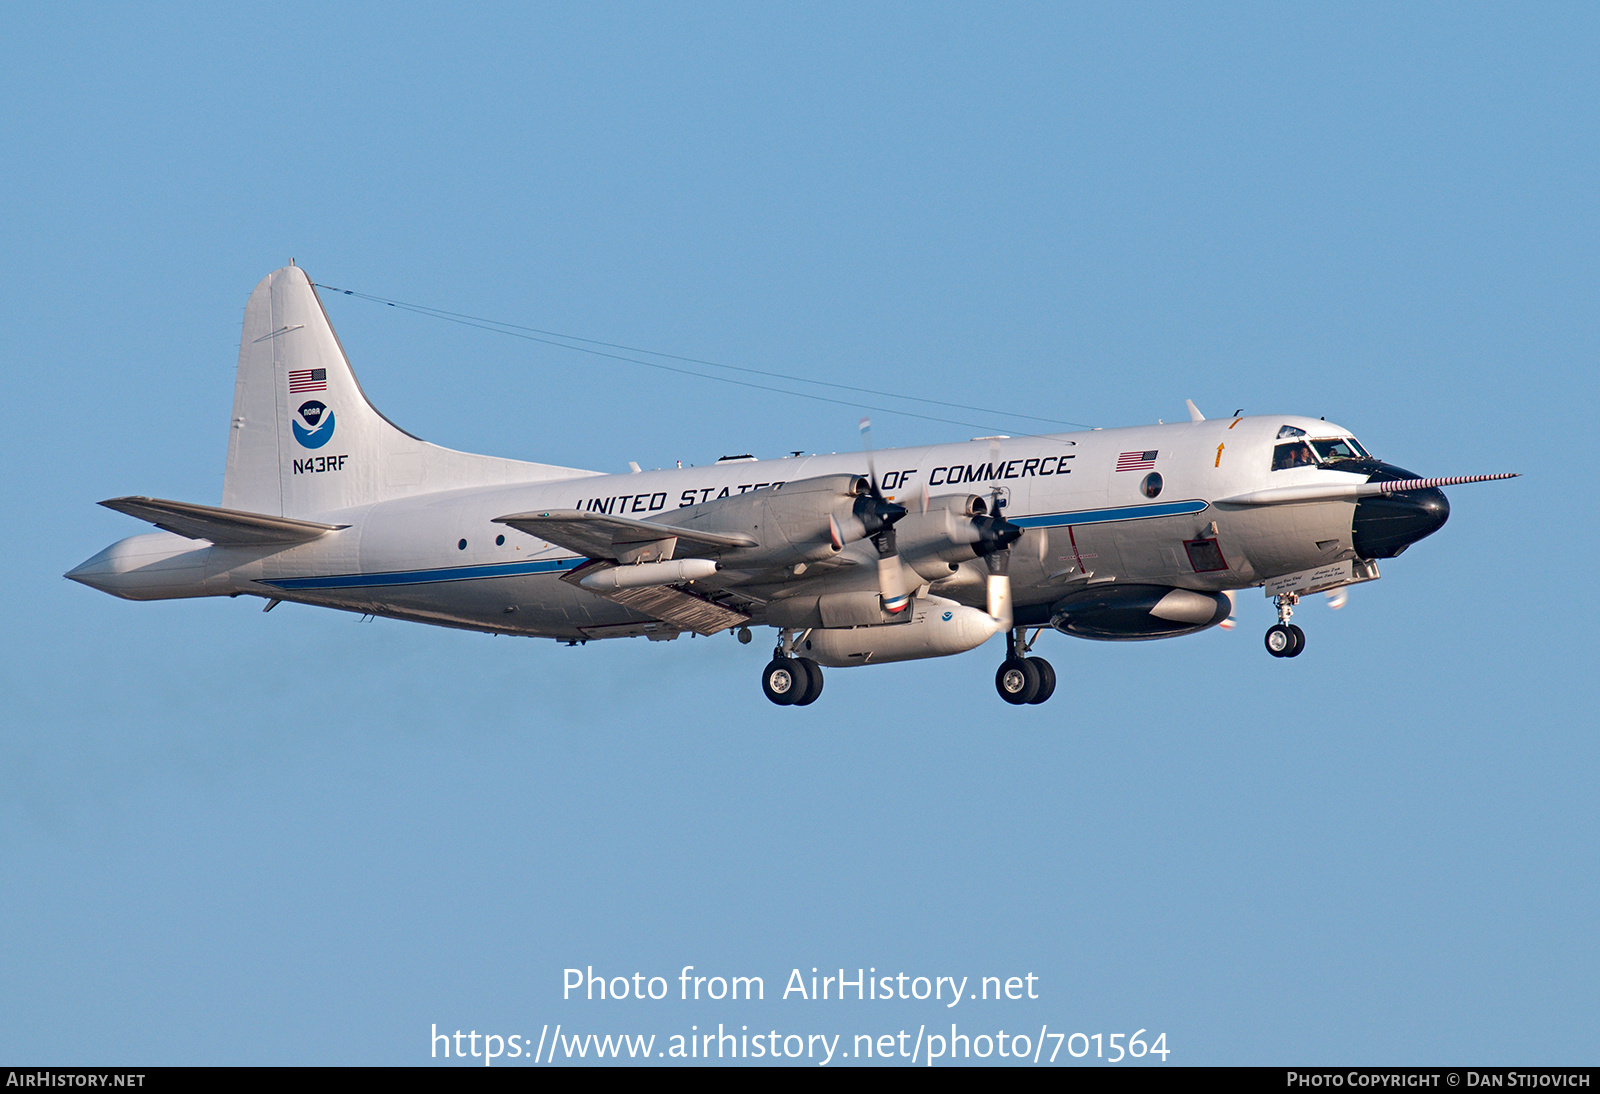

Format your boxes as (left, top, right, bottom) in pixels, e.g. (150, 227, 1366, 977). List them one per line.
(492, 509, 756, 562)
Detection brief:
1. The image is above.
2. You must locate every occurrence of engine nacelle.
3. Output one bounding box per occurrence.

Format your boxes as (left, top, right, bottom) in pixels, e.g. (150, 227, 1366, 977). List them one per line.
(895, 494, 996, 579)
(668, 473, 893, 567)
(1049, 584, 1231, 641)
(796, 596, 999, 667)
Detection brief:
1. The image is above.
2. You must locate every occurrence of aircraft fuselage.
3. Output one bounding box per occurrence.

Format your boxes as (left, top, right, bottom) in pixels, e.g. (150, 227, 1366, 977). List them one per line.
(70, 415, 1430, 640)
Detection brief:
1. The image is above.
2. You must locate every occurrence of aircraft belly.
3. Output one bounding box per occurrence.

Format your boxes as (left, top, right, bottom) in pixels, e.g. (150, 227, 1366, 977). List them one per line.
(294, 571, 650, 637)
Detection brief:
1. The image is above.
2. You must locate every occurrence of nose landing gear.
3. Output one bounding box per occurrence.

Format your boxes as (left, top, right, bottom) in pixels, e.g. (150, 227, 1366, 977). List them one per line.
(1265, 594, 1306, 658)
(995, 628, 1056, 704)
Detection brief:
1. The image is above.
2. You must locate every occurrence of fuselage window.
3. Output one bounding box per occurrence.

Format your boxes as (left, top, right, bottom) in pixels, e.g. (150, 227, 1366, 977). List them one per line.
(1277, 425, 1307, 439)
(1272, 442, 1318, 471)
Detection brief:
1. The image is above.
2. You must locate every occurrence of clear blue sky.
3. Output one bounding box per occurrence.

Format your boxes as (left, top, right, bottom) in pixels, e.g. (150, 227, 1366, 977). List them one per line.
(3, 2, 1594, 1065)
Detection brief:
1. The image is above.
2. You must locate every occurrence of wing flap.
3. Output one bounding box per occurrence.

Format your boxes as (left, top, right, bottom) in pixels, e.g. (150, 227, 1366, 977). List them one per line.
(603, 585, 751, 635)
(559, 561, 751, 635)
(100, 496, 348, 546)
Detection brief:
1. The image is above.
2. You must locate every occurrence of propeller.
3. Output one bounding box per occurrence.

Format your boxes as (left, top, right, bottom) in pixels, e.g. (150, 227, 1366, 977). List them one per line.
(858, 419, 911, 613)
(970, 487, 1024, 630)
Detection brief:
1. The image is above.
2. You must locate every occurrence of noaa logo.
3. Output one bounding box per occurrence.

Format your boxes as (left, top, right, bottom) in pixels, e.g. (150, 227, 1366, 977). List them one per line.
(293, 400, 336, 449)
(942, 611, 953, 622)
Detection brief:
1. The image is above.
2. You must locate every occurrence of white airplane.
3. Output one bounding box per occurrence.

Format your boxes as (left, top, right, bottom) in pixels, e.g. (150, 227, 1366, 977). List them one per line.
(68, 265, 1517, 706)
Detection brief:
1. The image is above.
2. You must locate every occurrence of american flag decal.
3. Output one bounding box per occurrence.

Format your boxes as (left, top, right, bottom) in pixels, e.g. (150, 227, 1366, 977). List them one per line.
(1116, 450, 1158, 471)
(289, 368, 327, 393)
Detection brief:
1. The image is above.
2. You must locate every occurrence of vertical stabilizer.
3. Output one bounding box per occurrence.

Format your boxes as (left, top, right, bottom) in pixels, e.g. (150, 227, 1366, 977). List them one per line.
(222, 266, 595, 517)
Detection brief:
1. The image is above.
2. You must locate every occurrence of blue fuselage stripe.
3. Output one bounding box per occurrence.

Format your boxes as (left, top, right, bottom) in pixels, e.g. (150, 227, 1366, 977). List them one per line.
(262, 556, 583, 590)
(1009, 499, 1209, 529)
(260, 500, 1206, 590)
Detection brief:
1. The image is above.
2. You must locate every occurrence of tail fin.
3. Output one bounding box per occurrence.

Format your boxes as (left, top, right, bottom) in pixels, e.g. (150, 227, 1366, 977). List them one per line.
(222, 265, 595, 517)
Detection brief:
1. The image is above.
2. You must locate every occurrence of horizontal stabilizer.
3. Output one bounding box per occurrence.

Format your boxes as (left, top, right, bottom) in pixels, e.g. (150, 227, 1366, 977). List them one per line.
(493, 509, 756, 561)
(1215, 473, 1518, 508)
(101, 496, 348, 546)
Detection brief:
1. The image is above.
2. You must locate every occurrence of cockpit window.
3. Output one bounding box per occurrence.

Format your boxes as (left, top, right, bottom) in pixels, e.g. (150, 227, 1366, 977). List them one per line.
(1272, 442, 1318, 470)
(1277, 425, 1307, 439)
(1309, 437, 1366, 463)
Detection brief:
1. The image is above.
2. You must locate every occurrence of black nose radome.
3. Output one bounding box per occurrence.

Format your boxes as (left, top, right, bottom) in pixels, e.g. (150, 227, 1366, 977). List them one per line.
(1352, 462, 1451, 558)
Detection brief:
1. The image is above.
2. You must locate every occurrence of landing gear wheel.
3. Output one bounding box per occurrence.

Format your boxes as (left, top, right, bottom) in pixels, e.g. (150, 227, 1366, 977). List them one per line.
(996, 657, 1040, 704)
(1025, 657, 1056, 704)
(762, 658, 803, 705)
(1285, 624, 1305, 657)
(1265, 624, 1294, 657)
(792, 657, 824, 706)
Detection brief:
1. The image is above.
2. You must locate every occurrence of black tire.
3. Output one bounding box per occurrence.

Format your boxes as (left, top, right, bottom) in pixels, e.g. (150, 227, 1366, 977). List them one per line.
(995, 657, 1040, 704)
(762, 658, 802, 705)
(793, 657, 825, 706)
(1026, 657, 1056, 704)
(1285, 624, 1306, 658)
(1265, 624, 1293, 657)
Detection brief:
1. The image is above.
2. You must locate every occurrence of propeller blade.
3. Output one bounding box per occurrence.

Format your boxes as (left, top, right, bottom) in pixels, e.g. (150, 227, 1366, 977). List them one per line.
(1325, 588, 1348, 610)
(849, 415, 908, 540)
(967, 499, 1022, 629)
(1218, 589, 1238, 630)
(985, 548, 1013, 631)
(900, 477, 928, 515)
(855, 418, 911, 612)
(859, 417, 881, 497)
(875, 526, 911, 614)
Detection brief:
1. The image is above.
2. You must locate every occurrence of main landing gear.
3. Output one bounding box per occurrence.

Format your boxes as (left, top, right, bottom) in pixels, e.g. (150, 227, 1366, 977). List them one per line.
(762, 633, 824, 706)
(1265, 593, 1306, 658)
(995, 628, 1056, 705)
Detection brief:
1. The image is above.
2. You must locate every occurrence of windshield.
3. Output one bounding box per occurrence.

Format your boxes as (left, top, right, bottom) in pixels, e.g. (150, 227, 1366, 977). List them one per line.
(1310, 437, 1368, 462)
(1274, 436, 1371, 471)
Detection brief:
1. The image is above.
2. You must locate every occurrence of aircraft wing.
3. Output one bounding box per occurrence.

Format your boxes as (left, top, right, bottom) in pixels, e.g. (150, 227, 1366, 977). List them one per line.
(492, 509, 756, 563)
(494, 510, 766, 637)
(101, 496, 348, 546)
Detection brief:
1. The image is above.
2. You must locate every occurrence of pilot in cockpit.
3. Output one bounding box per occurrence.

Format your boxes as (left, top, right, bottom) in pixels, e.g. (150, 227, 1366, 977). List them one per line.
(1272, 440, 1318, 471)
